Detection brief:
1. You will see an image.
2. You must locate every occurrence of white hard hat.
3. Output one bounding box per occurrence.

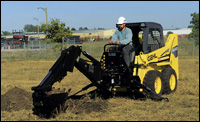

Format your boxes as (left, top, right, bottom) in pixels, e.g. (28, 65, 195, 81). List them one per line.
(116, 17, 126, 24)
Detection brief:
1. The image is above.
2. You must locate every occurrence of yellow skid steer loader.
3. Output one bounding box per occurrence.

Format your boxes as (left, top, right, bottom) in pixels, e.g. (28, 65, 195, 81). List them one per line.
(31, 22, 179, 118)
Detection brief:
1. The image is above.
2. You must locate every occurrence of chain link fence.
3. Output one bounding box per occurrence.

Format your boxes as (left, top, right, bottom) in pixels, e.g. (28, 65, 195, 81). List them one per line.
(1, 37, 85, 60)
(1, 37, 199, 60)
(178, 37, 199, 57)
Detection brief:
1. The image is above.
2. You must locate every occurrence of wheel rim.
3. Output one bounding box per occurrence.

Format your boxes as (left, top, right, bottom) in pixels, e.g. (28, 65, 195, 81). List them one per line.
(154, 77, 162, 94)
(170, 74, 176, 91)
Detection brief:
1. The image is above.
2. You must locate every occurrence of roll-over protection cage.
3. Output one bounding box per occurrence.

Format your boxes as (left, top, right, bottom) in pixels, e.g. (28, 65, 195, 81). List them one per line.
(126, 22, 164, 54)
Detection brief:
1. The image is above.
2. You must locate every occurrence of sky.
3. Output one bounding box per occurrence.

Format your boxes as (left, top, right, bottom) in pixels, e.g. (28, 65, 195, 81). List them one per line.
(1, 1, 199, 33)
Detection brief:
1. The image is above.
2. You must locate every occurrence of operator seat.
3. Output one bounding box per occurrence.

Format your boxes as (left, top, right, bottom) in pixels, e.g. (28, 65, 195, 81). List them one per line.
(130, 35, 143, 66)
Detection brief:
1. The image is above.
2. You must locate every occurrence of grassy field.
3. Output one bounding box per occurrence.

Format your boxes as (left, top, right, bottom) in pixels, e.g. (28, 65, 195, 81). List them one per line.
(1, 38, 199, 60)
(1, 41, 109, 61)
(1, 39, 199, 121)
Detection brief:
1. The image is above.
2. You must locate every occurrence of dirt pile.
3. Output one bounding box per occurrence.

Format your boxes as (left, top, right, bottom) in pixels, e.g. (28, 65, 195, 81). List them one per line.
(1, 86, 33, 111)
(1, 86, 108, 116)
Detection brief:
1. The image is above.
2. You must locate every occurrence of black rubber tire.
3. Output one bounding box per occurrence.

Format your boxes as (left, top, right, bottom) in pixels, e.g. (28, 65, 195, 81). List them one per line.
(143, 70, 163, 96)
(161, 68, 177, 94)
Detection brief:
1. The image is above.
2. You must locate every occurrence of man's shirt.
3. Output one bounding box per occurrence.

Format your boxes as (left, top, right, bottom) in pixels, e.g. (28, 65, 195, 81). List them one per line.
(111, 27, 133, 45)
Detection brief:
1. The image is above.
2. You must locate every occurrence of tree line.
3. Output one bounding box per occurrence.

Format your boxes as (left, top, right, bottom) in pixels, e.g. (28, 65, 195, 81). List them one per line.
(1, 24, 103, 36)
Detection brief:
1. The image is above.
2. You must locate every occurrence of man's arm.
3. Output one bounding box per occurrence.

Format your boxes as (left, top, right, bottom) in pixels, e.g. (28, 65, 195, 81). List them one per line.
(111, 31, 118, 43)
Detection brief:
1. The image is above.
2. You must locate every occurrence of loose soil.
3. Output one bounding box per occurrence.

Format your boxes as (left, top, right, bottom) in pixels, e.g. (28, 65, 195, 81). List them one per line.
(1, 86, 33, 112)
(1, 86, 108, 116)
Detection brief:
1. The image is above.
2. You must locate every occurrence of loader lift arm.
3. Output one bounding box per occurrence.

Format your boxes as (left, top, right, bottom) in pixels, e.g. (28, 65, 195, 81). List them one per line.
(32, 45, 103, 93)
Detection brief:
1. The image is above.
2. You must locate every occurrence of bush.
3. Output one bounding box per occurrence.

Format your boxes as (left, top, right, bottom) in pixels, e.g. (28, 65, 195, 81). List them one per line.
(43, 39, 54, 43)
(52, 43, 67, 51)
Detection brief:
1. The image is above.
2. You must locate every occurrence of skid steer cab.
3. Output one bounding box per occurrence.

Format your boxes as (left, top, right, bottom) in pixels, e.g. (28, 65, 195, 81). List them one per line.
(31, 22, 178, 118)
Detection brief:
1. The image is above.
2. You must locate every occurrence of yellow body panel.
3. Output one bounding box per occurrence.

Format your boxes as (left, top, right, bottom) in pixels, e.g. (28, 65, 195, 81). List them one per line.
(133, 34, 179, 85)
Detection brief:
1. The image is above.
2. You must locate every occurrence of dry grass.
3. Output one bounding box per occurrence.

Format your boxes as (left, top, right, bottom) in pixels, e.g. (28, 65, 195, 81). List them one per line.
(1, 38, 199, 121)
(1, 57, 199, 121)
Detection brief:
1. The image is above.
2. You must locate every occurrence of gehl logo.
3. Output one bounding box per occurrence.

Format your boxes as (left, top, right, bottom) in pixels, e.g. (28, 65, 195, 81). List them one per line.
(147, 54, 157, 61)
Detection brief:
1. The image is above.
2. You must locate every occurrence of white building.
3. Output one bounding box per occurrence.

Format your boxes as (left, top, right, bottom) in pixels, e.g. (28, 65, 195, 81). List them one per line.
(163, 28, 192, 36)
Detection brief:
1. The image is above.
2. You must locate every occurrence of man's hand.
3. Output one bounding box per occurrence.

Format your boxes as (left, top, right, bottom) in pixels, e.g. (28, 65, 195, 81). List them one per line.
(116, 41, 120, 45)
(110, 40, 120, 44)
(109, 40, 114, 44)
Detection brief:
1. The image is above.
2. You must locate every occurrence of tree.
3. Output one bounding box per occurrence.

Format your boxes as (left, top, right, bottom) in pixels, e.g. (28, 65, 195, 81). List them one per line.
(23, 24, 39, 32)
(2, 31, 12, 36)
(71, 28, 76, 31)
(188, 12, 199, 45)
(41, 18, 73, 42)
(83, 27, 88, 30)
(167, 31, 173, 36)
(79, 27, 89, 30)
(40, 22, 51, 33)
(79, 27, 84, 30)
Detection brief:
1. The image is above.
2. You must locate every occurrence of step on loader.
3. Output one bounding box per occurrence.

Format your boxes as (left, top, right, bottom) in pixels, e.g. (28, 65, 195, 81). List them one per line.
(31, 22, 179, 118)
